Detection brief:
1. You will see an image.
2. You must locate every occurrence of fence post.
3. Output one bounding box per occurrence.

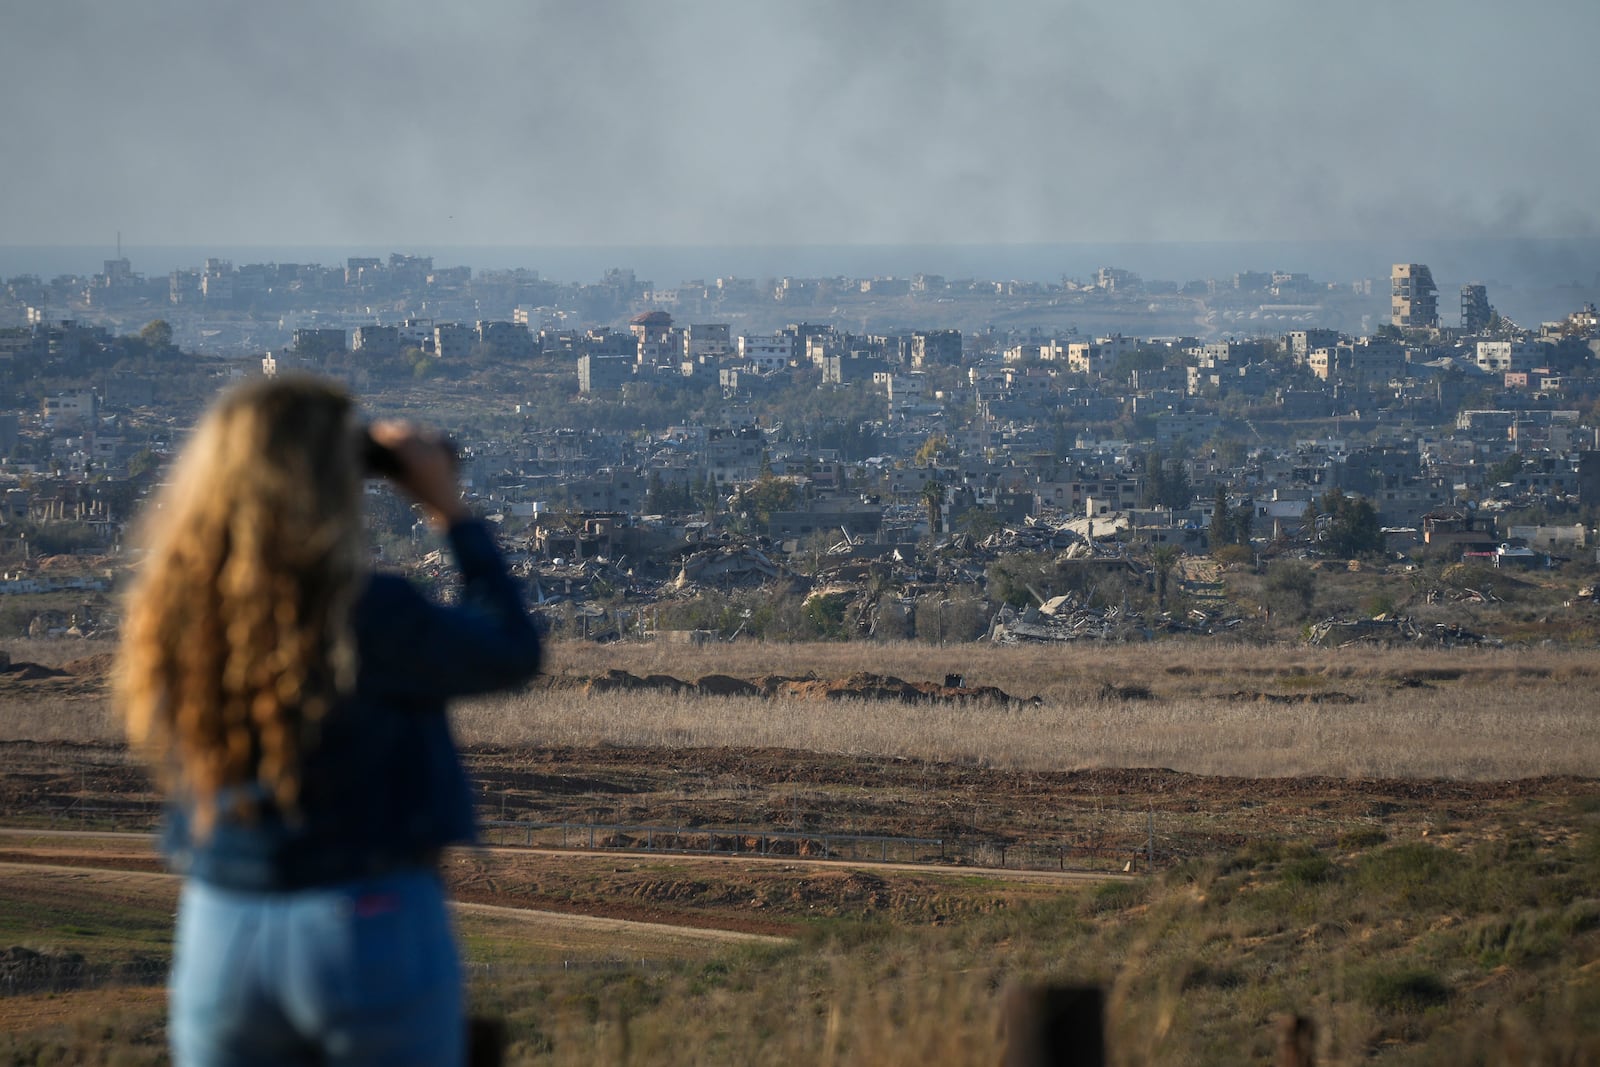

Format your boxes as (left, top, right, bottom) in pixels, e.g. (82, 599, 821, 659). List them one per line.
(999, 984, 1105, 1067)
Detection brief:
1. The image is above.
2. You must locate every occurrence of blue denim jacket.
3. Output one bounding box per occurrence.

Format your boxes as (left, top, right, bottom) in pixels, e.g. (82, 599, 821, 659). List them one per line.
(163, 519, 542, 891)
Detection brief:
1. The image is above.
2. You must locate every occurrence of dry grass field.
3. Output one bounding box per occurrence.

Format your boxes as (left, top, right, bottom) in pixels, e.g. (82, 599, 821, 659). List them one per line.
(453, 639, 1600, 780)
(1, 636, 1598, 1064)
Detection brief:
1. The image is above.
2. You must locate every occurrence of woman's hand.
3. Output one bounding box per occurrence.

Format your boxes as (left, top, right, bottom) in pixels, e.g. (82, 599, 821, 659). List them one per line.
(367, 421, 470, 530)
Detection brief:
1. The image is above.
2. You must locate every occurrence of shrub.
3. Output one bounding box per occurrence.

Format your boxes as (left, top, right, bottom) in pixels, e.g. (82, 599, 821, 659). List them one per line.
(1359, 967, 1450, 1012)
(1081, 879, 1148, 916)
(801, 593, 851, 641)
(1264, 560, 1317, 618)
(1213, 544, 1253, 567)
(1337, 827, 1389, 851)
(1279, 853, 1337, 887)
(1355, 842, 1470, 910)
(1362, 593, 1396, 617)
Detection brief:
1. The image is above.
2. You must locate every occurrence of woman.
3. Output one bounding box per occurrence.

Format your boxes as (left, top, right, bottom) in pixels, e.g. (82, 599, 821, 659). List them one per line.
(118, 376, 541, 1066)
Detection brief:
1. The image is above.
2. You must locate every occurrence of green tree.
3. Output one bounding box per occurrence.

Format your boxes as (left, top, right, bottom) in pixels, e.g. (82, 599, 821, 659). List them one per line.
(1150, 543, 1181, 610)
(921, 478, 945, 535)
(139, 319, 174, 350)
(1210, 433, 1247, 468)
(1210, 484, 1233, 550)
(1318, 488, 1383, 557)
(126, 447, 159, 480)
(914, 434, 948, 466)
(735, 473, 799, 529)
(801, 591, 850, 639)
(1109, 347, 1166, 385)
(1232, 504, 1254, 545)
(1265, 559, 1317, 618)
(1143, 450, 1192, 509)
(1488, 453, 1524, 485)
(953, 507, 1000, 540)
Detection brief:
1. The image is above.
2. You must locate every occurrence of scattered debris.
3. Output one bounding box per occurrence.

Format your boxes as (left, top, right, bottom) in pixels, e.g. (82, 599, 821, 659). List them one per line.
(1307, 617, 1501, 648)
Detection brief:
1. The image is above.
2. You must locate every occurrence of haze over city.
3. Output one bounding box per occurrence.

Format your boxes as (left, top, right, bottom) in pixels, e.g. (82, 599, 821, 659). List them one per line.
(4, 0, 1598, 254)
(9, 5, 1600, 1064)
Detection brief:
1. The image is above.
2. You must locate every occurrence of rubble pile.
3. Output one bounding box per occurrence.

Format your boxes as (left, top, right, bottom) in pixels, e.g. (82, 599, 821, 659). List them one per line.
(988, 592, 1241, 644)
(1307, 616, 1500, 648)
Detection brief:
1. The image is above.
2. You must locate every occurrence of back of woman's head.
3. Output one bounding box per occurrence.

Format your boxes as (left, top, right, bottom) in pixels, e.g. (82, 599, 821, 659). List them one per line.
(119, 375, 366, 831)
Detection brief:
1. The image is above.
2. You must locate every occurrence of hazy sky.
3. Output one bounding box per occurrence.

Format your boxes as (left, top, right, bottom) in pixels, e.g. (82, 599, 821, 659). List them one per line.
(4, 0, 1596, 249)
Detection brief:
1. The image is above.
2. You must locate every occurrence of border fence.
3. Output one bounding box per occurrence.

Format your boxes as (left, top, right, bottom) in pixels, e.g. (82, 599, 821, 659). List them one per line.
(477, 817, 1154, 873)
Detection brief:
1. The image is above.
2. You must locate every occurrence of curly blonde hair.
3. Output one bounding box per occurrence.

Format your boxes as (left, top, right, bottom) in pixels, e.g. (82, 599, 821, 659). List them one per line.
(117, 376, 366, 835)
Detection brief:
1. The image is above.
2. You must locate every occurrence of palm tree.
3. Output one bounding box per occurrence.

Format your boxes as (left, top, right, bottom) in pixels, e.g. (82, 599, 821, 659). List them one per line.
(921, 478, 945, 536)
(1150, 543, 1182, 611)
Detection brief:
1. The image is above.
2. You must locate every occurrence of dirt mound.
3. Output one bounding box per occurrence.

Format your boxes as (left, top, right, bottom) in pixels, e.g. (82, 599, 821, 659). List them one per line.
(0, 661, 67, 681)
(696, 674, 760, 697)
(570, 669, 1026, 705)
(1098, 682, 1155, 701)
(1222, 690, 1361, 704)
(61, 653, 116, 678)
(583, 669, 655, 695)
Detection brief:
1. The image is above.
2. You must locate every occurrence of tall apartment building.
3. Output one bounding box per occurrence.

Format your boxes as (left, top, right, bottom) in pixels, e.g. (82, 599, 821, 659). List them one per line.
(910, 329, 962, 367)
(1461, 284, 1493, 333)
(1391, 264, 1439, 329)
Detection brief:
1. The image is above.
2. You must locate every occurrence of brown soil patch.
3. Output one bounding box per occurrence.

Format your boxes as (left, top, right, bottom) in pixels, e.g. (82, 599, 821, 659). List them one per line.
(2, 740, 1597, 943)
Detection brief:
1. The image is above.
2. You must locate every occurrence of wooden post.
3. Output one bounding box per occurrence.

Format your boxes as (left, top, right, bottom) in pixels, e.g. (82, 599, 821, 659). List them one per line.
(1277, 1015, 1315, 1067)
(999, 984, 1105, 1067)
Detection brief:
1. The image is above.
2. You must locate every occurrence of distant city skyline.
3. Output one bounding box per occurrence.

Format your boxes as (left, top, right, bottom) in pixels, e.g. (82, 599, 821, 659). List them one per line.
(6, 239, 1600, 303)
(4, 1, 1597, 250)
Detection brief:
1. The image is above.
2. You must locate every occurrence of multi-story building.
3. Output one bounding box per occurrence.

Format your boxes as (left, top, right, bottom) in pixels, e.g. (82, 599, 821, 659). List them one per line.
(910, 329, 962, 367)
(433, 322, 472, 361)
(684, 323, 733, 362)
(705, 426, 765, 485)
(1475, 340, 1545, 375)
(578, 354, 633, 394)
(1066, 340, 1104, 375)
(1306, 340, 1405, 385)
(291, 328, 347, 361)
(399, 318, 434, 353)
(738, 334, 793, 371)
(43, 390, 98, 428)
(1392, 263, 1439, 328)
(476, 320, 533, 360)
(200, 259, 234, 305)
(1461, 284, 1493, 333)
(1286, 329, 1341, 365)
(352, 325, 401, 359)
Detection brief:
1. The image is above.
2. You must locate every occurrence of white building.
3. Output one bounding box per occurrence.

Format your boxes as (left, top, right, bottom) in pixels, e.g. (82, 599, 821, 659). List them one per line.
(1475, 340, 1545, 375)
(737, 334, 793, 372)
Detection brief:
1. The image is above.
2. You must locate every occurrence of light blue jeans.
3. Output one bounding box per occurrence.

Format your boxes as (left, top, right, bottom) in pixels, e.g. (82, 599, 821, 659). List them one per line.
(169, 870, 462, 1067)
